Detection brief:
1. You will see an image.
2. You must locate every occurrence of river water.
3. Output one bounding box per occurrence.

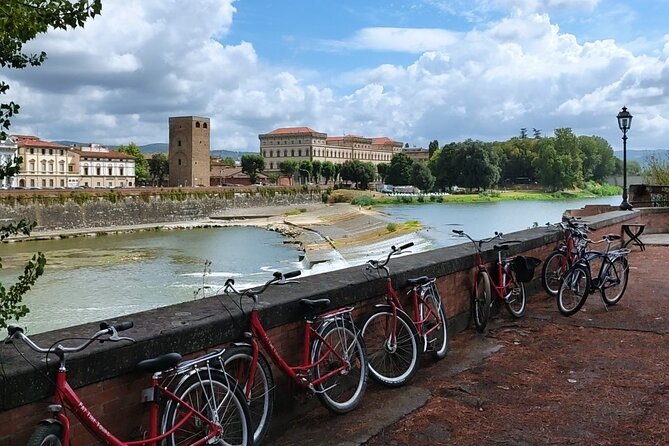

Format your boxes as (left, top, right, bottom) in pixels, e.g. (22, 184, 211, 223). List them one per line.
(1, 196, 619, 333)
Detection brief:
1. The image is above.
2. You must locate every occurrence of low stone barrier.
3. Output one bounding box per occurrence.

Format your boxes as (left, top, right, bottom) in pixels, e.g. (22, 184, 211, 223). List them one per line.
(0, 208, 649, 445)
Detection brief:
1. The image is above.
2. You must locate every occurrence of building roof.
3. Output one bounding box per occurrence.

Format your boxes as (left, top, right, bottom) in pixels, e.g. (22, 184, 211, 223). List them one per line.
(371, 137, 399, 145)
(268, 127, 319, 135)
(71, 149, 135, 160)
(13, 135, 68, 149)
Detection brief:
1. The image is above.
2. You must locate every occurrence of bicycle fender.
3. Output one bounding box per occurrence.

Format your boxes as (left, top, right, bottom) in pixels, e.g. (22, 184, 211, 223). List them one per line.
(230, 341, 253, 349)
(37, 418, 62, 426)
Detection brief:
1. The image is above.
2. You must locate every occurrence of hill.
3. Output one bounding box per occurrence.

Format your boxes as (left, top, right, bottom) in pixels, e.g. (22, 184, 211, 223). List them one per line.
(53, 140, 254, 159)
(614, 149, 669, 166)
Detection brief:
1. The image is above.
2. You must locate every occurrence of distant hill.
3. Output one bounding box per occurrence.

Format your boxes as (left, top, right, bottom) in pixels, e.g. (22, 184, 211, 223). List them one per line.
(614, 149, 669, 166)
(53, 140, 254, 159)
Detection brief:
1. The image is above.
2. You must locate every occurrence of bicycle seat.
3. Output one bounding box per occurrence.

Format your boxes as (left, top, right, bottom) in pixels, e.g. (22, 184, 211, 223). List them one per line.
(604, 234, 621, 241)
(300, 298, 331, 311)
(406, 276, 431, 286)
(493, 244, 510, 251)
(136, 352, 182, 373)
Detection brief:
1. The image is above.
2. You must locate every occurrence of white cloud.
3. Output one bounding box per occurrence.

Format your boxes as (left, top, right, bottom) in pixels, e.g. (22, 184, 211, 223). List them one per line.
(4, 0, 669, 151)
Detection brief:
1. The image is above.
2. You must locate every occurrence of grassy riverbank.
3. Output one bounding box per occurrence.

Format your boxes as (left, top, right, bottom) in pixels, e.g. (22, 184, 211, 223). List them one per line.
(326, 183, 621, 206)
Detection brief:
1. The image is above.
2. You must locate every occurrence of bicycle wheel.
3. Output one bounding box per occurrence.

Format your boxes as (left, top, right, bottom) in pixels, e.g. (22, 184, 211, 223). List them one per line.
(27, 424, 63, 446)
(541, 250, 568, 297)
(359, 306, 420, 387)
(220, 345, 274, 446)
(504, 270, 527, 318)
(312, 318, 368, 413)
(557, 264, 590, 316)
(163, 368, 252, 446)
(473, 271, 491, 332)
(601, 256, 629, 306)
(419, 286, 449, 359)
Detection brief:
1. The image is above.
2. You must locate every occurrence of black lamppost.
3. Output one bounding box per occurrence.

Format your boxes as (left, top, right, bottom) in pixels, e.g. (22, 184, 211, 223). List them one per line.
(616, 106, 633, 210)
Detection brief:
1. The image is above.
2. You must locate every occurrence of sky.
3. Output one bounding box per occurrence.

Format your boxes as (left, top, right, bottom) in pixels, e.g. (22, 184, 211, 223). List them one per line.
(4, 0, 669, 151)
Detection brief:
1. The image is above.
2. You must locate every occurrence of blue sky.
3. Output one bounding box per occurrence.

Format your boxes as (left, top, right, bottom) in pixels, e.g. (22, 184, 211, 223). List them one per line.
(5, 0, 669, 151)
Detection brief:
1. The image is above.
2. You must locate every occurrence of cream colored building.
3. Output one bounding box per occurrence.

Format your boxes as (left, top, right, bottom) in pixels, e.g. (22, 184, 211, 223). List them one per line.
(14, 135, 77, 189)
(259, 127, 403, 172)
(72, 144, 136, 188)
(0, 136, 18, 188)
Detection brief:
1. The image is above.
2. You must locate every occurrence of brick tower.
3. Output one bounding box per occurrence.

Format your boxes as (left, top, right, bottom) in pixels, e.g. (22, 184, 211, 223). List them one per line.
(168, 116, 210, 187)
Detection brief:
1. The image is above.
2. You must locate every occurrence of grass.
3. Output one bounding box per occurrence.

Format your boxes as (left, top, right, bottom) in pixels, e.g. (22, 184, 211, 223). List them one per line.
(283, 208, 308, 216)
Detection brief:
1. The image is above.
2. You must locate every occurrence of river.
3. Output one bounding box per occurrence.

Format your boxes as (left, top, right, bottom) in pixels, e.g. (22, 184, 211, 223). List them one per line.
(1, 196, 619, 333)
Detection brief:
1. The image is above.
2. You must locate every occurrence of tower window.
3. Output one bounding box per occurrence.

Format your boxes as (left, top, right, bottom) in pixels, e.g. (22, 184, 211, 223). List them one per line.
(196, 122, 201, 128)
(203, 123, 208, 129)
(178, 140, 181, 147)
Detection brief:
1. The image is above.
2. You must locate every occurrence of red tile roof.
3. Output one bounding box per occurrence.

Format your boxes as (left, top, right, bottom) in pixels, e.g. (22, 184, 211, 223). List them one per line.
(268, 127, 320, 135)
(71, 149, 135, 160)
(13, 135, 68, 149)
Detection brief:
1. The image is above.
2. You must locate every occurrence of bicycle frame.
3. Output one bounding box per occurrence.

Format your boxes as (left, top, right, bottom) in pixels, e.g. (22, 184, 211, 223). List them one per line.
(407, 279, 443, 340)
(48, 366, 221, 446)
(242, 305, 354, 397)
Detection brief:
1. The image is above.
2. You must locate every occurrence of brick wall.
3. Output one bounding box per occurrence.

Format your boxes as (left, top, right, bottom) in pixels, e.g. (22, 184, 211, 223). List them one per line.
(0, 208, 651, 445)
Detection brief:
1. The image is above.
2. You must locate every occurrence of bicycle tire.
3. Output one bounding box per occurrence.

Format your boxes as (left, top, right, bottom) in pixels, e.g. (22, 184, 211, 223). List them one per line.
(541, 250, 569, 297)
(557, 264, 590, 316)
(359, 306, 420, 387)
(473, 271, 491, 332)
(601, 256, 629, 306)
(504, 269, 527, 318)
(419, 286, 448, 359)
(220, 345, 274, 446)
(162, 368, 252, 446)
(312, 318, 368, 413)
(26, 424, 64, 446)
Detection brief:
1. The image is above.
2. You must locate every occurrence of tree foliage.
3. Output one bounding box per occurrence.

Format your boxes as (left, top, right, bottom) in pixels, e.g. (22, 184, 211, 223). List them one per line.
(279, 160, 298, 184)
(241, 154, 265, 184)
(119, 143, 149, 185)
(0, 0, 100, 327)
(431, 140, 499, 191)
(148, 153, 168, 186)
(340, 160, 376, 189)
(221, 157, 236, 167)
(428, 140, 439, 158)
(298, 160, 312, 184)
(386, 153, 414, 186)
(321, 161, 336, 184)
(643, 153, 669, 185)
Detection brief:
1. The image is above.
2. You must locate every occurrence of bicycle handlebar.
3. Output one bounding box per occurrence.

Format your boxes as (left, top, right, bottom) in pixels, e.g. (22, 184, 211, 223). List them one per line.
(225, 270, 301, 302)
(452, 229, 504, 252)
(366, 242, 414, 272)
(5, 321, 135, 354)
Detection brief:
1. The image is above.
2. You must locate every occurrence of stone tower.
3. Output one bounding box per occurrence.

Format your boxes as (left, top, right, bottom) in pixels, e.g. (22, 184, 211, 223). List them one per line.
(168, 116, 210, 187)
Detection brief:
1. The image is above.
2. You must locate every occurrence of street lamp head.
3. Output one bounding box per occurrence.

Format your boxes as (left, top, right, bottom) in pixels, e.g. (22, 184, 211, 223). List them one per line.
(617, 106, 633, 132)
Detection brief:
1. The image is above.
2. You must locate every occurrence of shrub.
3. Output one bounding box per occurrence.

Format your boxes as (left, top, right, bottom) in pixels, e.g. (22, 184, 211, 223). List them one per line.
(351, 195, 375, 206)
(387, 223, 398, 232)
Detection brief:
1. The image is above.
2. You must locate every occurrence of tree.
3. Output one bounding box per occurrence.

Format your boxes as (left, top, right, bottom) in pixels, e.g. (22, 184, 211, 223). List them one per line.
(340, 160, 376, 189)
(311, 160, 322, 184)
(411, 162, 435, 192)
(455, 140, 499, 191)
(221, 157, 236, 167)
(119, 143, 149, 185)
(428, 140, 440, 158)
(533, 128, 542, 139)
(0, 0, 100, 327)
(533, 129, 583, 191)
(386, 153, 414, 186)
(279, 160, 298, 184)
(298, 160, 312, 184)
(321, 161, 336, 184)
(241, 154, 265, 184)
(520, 128, 528, 139)
(376, 163, 389, 183)
(148, 153, 169, 186)
(577, 135, 615, 182)
(643, 153, 669, 185)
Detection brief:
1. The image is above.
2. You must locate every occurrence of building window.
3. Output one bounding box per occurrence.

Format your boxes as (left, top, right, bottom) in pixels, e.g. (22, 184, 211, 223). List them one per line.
(49, 149, 53, 155)
(196, 121, 201, 128)
(276, 151, 280, 158)
(178, 159, 182, 166)
(42, 179, 46, 188)
(30, 179, 35, 187)
(29, 160, 35, 172)
(270, 150, 273, 157)
(270, 162, 274, 169)
(41, 149, 45, 155)
(60, 150, 64, 155)
(41, 161, 46, 172)
(284, 150, 287, 157)
(30, 148, 34, 154)
(203, 123, 208, 129)
(60, 179, 65, 187)
(68, 165, 73, 172)
(291, 150, 294, 156)
(108, 167, 113, 175)
(48, 162, 54, 172)
(298, 150, 302, 156)
(49, 179, 54, 188)
(108, 182, 113, 187)
(59, 162, 65, 172)
(84, 167, 89, 175)
(178, 140, 181, 147)
(96, 167, 101, 175)
(120, 167, 124, 175)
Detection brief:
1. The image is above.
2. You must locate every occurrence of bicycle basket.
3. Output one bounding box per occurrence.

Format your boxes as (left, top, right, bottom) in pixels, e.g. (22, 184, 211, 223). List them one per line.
(511, 256, 542, 282)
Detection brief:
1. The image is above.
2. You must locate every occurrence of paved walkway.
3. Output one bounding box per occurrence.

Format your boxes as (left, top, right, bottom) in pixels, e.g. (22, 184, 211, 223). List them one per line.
(266, 245, 668, 446)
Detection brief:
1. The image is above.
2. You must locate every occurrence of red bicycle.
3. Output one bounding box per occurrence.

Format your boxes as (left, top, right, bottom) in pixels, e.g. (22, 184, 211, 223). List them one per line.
(359, 242, 448, 388)
(5, 322, 252, 446)
(541, 219, 590, 296)
(220, 271, 368, 445)
(453, 230, 539, 332)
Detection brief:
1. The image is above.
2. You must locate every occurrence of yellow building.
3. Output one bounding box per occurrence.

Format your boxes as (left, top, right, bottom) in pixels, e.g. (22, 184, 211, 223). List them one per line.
(14, 135, 77, 189)
(259, 127, 403, 172)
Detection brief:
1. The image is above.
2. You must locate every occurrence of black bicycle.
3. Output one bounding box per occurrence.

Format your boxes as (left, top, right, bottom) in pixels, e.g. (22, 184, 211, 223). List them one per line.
(557, 234, 630, 316)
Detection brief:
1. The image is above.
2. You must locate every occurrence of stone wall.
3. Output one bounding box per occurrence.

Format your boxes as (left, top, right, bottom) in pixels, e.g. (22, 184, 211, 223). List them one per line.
(0, 188, 321, 230)
(0, 208, 648, 445)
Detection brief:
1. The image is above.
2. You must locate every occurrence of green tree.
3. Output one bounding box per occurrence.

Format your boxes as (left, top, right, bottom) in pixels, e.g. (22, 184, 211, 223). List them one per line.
(221, 157, 236, 167)
(119, 143, 149, 186)
(279, 160, 298, 184)
(533, 129, 583, 191)
(311, 160, 322, 183)
(428, 140, 440, 158)
(148, 153, 169, 186)
(411, 162, 435, 192)
(340, 160, 376, 189)
(376, 163, 389, 183)
(577, 135, 616, 182)
(321, 161, 336, 184)
(386, 153, 414, 186)
(298, 160, 312, 184)
(431, 143, 459, 190)
(456, 140, 500, 191)
(643, 153, 669, 185)
(0, 0, 99, 327)
(241, 154, 265, 184)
